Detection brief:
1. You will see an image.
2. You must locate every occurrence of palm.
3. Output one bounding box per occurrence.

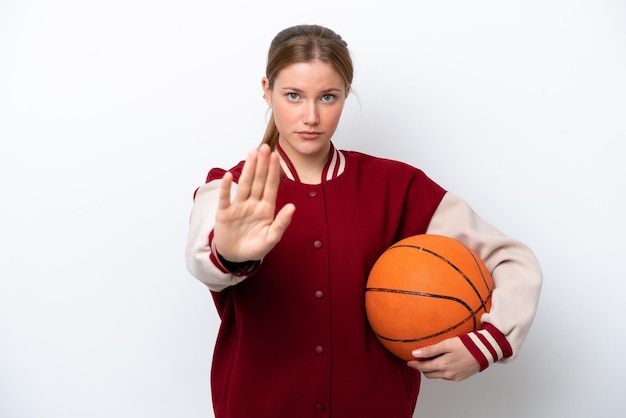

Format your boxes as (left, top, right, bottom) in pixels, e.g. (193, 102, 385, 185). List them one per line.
(213, 145, 295, 262)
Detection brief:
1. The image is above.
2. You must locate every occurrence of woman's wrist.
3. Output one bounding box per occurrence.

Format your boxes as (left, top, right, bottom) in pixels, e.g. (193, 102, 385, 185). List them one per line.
(216, 252, 261, 276)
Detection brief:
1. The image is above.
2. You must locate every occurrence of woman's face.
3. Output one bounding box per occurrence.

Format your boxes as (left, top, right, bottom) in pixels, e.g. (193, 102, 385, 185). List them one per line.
(263, 60, 348, 166)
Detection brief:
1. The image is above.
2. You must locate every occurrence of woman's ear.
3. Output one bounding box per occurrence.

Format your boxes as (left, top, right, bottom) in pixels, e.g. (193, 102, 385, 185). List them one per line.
(261, 77, 272, 108)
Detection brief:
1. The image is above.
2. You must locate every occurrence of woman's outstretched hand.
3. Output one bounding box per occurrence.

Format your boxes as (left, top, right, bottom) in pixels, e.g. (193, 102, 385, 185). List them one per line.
(213, 144, 296, 263)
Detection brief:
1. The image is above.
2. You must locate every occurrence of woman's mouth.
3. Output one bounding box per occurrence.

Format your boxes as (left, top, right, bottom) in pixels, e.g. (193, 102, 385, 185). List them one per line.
(297, 131, 322, 140)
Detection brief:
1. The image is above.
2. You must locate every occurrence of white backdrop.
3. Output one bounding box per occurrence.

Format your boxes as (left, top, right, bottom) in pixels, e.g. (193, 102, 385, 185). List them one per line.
(1, 1, 624, 417)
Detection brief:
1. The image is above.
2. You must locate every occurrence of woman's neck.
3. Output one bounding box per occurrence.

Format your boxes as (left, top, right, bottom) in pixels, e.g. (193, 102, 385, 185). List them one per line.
(277, 141, 330, 185)
(297, 165, 325, 184)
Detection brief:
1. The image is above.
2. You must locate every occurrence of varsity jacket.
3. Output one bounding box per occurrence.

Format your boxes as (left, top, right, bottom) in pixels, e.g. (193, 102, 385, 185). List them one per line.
(185, 143, 542, 418)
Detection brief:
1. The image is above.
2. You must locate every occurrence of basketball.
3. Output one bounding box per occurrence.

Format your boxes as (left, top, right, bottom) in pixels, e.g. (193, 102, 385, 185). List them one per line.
(365, 234, 493, 361)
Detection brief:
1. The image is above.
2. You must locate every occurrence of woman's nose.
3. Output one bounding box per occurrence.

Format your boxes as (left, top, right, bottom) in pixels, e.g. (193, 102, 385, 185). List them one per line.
(302, 101, 320, 125)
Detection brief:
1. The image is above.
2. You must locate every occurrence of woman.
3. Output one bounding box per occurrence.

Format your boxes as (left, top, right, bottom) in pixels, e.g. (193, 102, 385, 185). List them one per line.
(186, 24, 542, 418)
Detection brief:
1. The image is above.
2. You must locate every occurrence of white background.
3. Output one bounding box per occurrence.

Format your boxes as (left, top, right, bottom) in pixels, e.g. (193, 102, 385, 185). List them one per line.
(1, 0, 624, 417)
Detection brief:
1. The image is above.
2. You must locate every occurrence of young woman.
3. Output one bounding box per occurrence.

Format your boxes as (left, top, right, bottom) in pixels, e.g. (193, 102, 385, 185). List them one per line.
(186, 24, 542, 418)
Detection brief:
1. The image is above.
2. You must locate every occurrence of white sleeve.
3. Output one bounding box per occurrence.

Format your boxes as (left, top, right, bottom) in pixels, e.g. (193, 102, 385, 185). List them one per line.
(184, 180, 249, 292)
(426, 192, 543, 361)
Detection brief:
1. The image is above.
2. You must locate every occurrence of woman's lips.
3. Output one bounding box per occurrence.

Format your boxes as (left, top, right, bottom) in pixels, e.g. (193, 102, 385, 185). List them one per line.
(297, 131, 322, 140)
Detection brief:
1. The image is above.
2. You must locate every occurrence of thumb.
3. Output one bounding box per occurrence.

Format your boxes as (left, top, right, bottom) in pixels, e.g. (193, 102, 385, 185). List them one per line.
(268, 203, 296, 240)
(411, 340, 447, 360)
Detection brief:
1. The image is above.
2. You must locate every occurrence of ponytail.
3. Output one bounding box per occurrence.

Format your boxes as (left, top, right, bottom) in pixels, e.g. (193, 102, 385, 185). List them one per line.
(260, 113, 280, 150)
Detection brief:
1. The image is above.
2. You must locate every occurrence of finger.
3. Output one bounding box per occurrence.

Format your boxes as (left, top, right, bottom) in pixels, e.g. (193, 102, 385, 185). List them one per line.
(411, 339, 449, 360)
(422, 370, 445, 380)
(270, 203, 296, 240)
(261, 150, 282, 203)
(217, 172, 234, 210)
(407, 357, 443, 376)
(250, 144, 271, 200)
(407, 360, 434, 377)
(235, 148, 259, 201)
(411, 347, 438, 360)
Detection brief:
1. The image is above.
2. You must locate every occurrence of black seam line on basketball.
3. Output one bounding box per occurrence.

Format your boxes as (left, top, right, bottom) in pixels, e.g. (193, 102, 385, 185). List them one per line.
(373, 309, 481, 343)
(389, 244, 492, 314)
(459, 242, 494, 299)
(365, 287, 475, 313)
(365, 286, 486, 333)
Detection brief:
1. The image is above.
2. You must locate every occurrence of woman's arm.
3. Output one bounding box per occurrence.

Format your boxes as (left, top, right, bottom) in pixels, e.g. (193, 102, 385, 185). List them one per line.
(408, 192, 542, 380)
(185, 145, 295, 292)
(425, 192, 543, 361)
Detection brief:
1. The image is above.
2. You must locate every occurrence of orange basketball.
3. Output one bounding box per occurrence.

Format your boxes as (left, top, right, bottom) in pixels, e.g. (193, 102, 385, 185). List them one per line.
(365, 234, 493, 361)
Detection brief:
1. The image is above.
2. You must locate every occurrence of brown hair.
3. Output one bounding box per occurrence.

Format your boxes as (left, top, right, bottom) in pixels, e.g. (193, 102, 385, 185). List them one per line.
(261, 25, 354, 150)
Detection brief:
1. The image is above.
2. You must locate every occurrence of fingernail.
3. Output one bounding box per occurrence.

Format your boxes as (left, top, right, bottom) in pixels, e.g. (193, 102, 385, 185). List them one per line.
(412, 349, 422, 357)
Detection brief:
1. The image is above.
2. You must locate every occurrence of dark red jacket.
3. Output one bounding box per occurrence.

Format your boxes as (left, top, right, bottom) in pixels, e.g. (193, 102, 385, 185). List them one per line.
(208, 145, 446, 417)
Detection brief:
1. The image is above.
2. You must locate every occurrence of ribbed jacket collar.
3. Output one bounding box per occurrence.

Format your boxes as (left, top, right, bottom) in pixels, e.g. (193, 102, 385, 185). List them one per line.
(276, 142, 346, 183)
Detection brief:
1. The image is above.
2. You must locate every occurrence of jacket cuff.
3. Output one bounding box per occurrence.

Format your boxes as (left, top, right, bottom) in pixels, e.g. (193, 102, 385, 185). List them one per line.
(459, 323, 513, 372)
(208, 230, 261, 277)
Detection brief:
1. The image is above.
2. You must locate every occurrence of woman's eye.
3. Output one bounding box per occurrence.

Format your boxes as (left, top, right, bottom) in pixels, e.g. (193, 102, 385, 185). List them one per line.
(321, 94, 335, 103)
(287, 92, 300, 100)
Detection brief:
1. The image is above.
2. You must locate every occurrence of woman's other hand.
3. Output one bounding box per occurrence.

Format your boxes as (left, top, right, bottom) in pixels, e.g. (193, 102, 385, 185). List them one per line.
(407, 337, 481, 382)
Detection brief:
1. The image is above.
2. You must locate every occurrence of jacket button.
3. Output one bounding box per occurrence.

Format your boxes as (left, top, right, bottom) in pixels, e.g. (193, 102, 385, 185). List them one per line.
(315, 403, 325, 413)
(315, 345, 324, 354)
(313, 240, 323, 249)
(309, 190, 318, 197)
(314, 290, 324, 299)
